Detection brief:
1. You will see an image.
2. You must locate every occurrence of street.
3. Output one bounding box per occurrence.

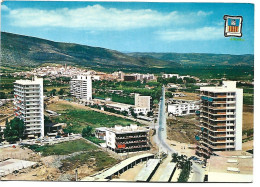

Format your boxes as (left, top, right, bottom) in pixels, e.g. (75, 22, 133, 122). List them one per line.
(153, 86, 176, 154)
(153, 86, 205, 182)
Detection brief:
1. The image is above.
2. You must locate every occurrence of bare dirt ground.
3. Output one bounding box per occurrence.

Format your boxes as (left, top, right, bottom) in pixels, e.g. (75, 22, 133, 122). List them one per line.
(174, 92, 199, 101)
(167, 114, 200, 144)
(0, 147, 108, 181)
(166, 139, 196, 158)
(0, 101, 14, 126)
(243, 105, 254, 131)
(0, 147, 36, 161)
(242, 140, 253, 152)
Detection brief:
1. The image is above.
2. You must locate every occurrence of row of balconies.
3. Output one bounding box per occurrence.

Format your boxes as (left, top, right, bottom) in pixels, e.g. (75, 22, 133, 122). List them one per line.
(26, 124, 42, 127)
(201, 131, 235, 138)
(200, 141, 235, 150)
(116, 140, 148, 144)
(200, 92, 235, 98)
(115, 135, 148, 139)
(116, 144, 150, 149)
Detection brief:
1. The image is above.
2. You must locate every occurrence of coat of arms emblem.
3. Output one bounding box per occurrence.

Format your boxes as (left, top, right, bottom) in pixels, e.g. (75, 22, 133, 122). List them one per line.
(223, 15, 243, 37)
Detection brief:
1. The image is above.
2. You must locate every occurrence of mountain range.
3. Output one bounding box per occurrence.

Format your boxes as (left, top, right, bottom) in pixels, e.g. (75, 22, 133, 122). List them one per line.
(1, 32, 254, 69)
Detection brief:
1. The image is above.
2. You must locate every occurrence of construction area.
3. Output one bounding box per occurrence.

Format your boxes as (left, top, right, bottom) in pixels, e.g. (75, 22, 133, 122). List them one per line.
(167, 114, 200, 144)
(0, 139, 120, 181)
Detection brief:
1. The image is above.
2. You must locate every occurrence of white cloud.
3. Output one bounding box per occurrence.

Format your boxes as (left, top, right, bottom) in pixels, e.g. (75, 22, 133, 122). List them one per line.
(1, 5, 10, 12)
(6, 4, 212, 31)
(156, 27, 223, 41)
(197, 10, 213, 16)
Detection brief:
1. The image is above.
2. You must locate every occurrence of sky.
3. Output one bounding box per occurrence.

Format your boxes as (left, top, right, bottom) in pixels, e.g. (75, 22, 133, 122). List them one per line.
(1, 1, 254, 55)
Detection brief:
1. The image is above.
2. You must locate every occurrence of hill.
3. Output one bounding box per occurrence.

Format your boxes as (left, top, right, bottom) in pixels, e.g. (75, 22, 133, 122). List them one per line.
(1, 32, 176, 68)
(1, 32, 253, 69)
(126, 52, 254, 66)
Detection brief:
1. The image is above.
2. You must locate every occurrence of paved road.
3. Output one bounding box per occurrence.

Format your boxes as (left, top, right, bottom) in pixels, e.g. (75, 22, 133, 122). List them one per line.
(152, 86, 205, 182)
(153, 86, 176, 154)
(191, 162, 205, 182)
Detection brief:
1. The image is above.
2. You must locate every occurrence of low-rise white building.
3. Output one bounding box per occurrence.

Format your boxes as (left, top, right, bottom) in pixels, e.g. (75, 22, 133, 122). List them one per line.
(162, 74, 179, 79)
(106, 124, 150, 153)
(167, 99, 199, 116)
(95, 127, 107, 140)
(106, 103, 133, 112)
(133, 107, 149, 115)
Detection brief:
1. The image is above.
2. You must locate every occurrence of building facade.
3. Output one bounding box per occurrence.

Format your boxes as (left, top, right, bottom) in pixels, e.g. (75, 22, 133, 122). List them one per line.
(14, 76, 44, 138)
(196, 81, 243, 158)
(70, 75, 92, 100)
(167, 99, 199, 116)
(135, 93, 151, 111)
(106, 125, 150, 153)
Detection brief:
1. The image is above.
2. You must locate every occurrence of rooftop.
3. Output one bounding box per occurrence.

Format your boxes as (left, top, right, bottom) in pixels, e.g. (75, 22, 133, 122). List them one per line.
(209, 151, 253, 176)
(15, 76, 43, 85)
(200, 81, 242, 93)
(106, 124, 149, 134)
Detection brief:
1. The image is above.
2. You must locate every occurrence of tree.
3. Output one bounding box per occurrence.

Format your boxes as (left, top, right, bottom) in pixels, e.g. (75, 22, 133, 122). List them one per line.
(50, 89, 57, 96)
(63, 124, 73, 134)
(147, 111, 153, 117)
(58, 88, 65, 95)
(0, 92, 7, 99)
(177, 78, 184, 84)
(0, 126, 4, 142)
(129, 107, 137, 118)
(82, 126, 93, 137)
(172, 153, 178, 163)
(4, 118, 25, 143)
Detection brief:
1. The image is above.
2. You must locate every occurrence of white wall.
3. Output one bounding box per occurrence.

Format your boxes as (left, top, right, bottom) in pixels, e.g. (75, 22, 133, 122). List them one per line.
(235, 89, 243, 150)
(106, 130, 116, 149)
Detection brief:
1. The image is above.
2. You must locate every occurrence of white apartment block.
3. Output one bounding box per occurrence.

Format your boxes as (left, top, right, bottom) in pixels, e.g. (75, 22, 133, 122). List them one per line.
(196, 81, 243, 158)
(14, 76, 44, 138)
(162, 74, 179, 79)
(106, 124, 150, 153)
(134, 107, 149, 115)
(167, 99, 199, 116)
(135, 94, 151, 111)
(70, 75, 92, 100)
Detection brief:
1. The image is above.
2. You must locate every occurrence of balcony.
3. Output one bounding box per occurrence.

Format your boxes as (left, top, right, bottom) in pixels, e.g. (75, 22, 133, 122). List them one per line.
(213, 101, 227, 104)
(217, 95, 227, 98)
(226, 101, 236, 104)
(216, 118, 227, 121)
(25, 119, 42, 122)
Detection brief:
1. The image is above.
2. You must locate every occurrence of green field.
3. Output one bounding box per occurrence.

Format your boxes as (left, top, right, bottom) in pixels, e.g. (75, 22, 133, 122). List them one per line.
(27, 139, 97, 156)
(48, 102, 139, 133)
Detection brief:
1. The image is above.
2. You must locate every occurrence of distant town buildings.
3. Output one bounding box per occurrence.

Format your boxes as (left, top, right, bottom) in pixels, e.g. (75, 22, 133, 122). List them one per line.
(162, 73, 199, 82)
(196, 81, 243, 158)
(14, 76, 44, 138)
(106, 124, 150, 153)
(124, 73, 155, 82)
(70, 75, 92, 100)
(162, 74, 180, 79)
(167, 99, 199, 116)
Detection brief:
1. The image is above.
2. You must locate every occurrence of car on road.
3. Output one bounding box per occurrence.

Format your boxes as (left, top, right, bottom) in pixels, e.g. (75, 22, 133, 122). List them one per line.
(195, 159, 202, 163)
